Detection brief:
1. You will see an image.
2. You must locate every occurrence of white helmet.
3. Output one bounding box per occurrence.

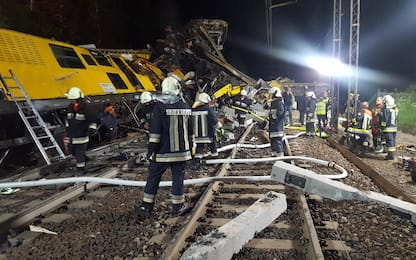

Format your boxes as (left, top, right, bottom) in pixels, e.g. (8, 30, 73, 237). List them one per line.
(382, 95, 395, 108)
(162, 76, 181, 95)
(306, 91, 316, 99)
(66, 87, 84, 100)
(240, 89, 247, 96)
(140, 91, 152, 104)
(274, 88, 282, 98)
(197, 92, 211, 104)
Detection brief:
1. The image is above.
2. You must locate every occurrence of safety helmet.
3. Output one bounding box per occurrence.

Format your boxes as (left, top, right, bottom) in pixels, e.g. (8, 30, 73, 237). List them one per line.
(274, 88, 282, 98)
(382, 95, 395, 108)
(161, 76, 181, 95)
(66, 87, 84, 100)
(240, 89, 247, 96)
(140, 91, 152, 104)
(360, 101, 369, 109)
(306, 91, 315, 98)
(197, 92, 211, 104)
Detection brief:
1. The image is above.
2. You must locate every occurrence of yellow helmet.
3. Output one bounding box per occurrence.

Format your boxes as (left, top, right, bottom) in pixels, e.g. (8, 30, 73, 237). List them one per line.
(66, 87, 84, 100)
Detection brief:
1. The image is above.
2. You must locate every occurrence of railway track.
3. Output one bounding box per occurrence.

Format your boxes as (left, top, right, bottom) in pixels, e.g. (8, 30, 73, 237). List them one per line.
(1, 125, 415, 259)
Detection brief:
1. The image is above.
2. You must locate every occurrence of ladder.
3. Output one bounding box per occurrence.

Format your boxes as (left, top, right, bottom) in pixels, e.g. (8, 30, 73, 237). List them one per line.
(0, 69, 66, 165)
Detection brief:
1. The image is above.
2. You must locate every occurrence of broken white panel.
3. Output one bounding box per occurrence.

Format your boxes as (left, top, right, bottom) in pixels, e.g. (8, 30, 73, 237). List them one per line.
(271, 161, 416, 225)
(180, 191, 287, 260)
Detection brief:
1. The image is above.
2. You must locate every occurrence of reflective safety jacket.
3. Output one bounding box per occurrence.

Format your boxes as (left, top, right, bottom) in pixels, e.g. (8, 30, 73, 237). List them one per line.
(65, 101, 98, 144)
(192, 104, 220, 143)
(269, 98, 285, 138)
(379, 106, 398, 133)
(316, 100, 327, 116)
(148, 95, 193, 162)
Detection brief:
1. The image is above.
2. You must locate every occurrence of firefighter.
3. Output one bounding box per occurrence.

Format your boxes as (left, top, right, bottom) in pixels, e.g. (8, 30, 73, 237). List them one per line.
(192, 92, 222, 159)
(232, 89, 252, 127)
(268, 88, 285, 157)
(371, 97, 384, 152)
(305, 91, 317, 138)
(135, 76, 194, 217)
(316, 96, 327, 134)
(98, 103, 118, 140)
(347, 101, 373, 156)
(137, 91, 154, 130)
(379, 95, 398, 160)
(65, 87, 98, 174)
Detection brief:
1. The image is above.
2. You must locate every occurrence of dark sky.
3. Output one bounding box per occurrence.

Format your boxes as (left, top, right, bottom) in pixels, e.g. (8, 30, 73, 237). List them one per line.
(147, 0, 416, 100)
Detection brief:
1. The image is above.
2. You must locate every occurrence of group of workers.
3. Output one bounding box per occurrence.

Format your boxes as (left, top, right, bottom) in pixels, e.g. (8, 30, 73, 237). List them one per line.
(343, 94, 398, 160)
(64, 79, 399, 218)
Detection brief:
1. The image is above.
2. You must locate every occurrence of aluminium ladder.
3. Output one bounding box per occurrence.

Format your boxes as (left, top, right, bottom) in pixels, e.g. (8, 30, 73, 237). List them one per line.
(0, 69, 66, 165)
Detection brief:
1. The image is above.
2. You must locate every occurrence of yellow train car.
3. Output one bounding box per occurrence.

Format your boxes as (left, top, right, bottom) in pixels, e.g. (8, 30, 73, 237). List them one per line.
(0, 28, 162, 166)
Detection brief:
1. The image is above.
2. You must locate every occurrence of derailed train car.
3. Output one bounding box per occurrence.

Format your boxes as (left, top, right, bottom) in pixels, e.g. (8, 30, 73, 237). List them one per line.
(0, 28, 163, 167)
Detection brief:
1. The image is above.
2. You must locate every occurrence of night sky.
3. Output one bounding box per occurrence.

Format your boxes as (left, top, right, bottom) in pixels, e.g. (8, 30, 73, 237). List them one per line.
(152, 0, 416, 100)
(3, 0, 416, 100)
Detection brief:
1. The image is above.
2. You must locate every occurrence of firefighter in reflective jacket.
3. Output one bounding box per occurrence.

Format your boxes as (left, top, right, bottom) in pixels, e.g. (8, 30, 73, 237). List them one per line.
(192, 92, 222, 158)
(136, 76, 194, 217)
(305, 91, 317, 138)
(316, 96, 328, 134)
(232, 89, 252, 126)
(268, 88, 285, 157)
(65, 87, 98, 174)
(347, 101, 373, 155)
(379, 95, 398, 160)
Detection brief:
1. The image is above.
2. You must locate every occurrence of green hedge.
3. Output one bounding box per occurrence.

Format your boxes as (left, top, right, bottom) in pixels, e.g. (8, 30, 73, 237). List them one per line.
(397, 85, 416, 134)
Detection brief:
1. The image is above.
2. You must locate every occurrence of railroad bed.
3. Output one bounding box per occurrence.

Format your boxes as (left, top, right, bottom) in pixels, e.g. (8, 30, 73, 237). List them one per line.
(0, 125, 415, 259)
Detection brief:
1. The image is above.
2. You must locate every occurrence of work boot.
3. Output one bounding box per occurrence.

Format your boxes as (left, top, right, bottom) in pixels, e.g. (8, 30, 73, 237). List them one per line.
(384, 153, 395, 161)
(134, 202, 154, 218)
(74, 167, 86, 176)
(172, 203, 191, 216)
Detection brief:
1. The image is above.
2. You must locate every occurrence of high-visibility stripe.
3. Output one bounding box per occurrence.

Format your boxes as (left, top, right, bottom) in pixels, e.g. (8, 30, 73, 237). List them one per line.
(155, 151, 192, 162)
(71, 136, 89, 144)
(195, 137, 212, 143)
(76, 162, 86, 167)
(143, 193, 155, 203)
(169, 115, 179, 151)
(270, 131, 284, 137)
(149, 133, 161, 143)
(171, 194, 185, 204)
(183, 116, 190, 150)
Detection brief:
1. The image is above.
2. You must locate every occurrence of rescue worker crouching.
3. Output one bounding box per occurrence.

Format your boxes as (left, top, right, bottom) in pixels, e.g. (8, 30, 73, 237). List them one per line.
(268, 88, 285, 157)
(98, 103, 119, 140)
(135, 76, 194, 217)
(379, 95, 398, 160)
(305, 91, 317, 138)
(347, 101, 373, 157)
(232, 89, 252, 127)
(192, 92, 221, 159)
(65, 87, 98, 175)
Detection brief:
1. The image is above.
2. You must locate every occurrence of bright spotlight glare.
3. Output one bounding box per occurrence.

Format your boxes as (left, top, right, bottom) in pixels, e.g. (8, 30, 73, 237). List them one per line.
(306, 57, 352, 77)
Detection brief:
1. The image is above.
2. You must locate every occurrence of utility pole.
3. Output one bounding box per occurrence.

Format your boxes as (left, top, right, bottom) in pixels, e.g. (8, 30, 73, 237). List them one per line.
(347, 0, 360, 122)
(331, 0, 342, 133)
(265, 0, 298, 52)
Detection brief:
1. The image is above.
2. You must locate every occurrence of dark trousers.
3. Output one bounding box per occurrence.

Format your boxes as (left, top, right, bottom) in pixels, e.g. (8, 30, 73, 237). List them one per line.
(306, 122, 315, 136)
(270, 136, 283, 154)
(144, 161, 186, 200)
(69, 143, 87, 171)
(299, 111, 306, 126)
(384, 132, 396, 157)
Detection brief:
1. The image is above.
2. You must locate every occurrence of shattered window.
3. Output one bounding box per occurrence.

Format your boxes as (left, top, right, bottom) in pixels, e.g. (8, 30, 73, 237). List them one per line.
(81, 54, 97, 65)
(89, 51, 112, 66)
(49, 44, 85, 69)
(106, 73, 128, 89)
